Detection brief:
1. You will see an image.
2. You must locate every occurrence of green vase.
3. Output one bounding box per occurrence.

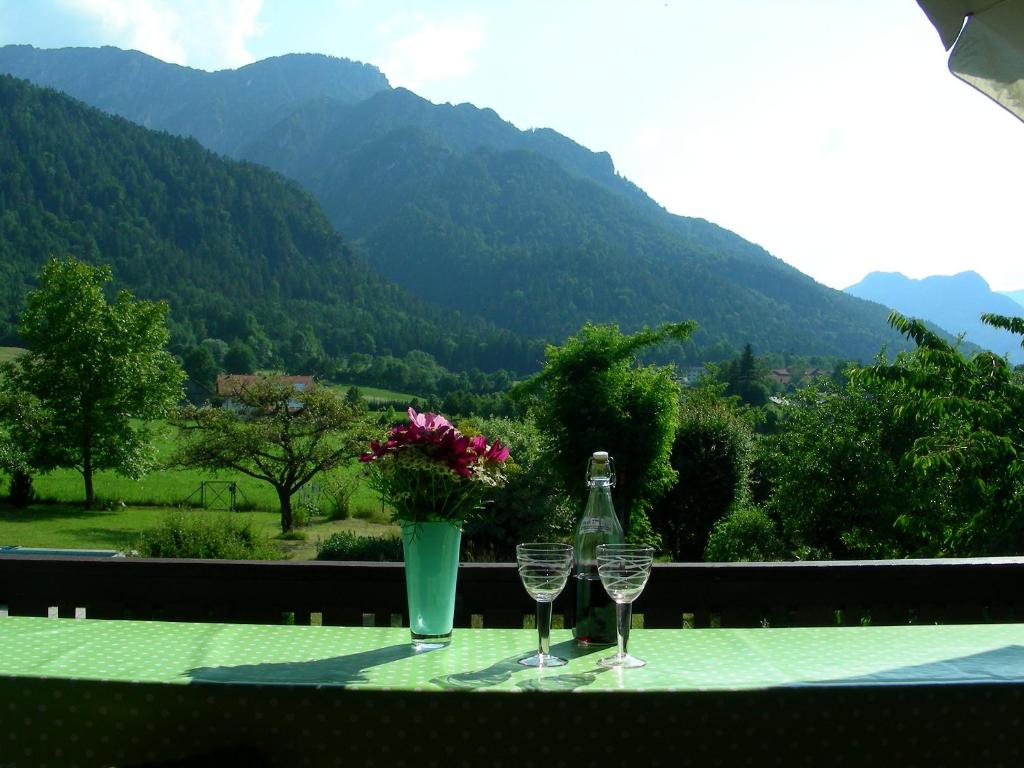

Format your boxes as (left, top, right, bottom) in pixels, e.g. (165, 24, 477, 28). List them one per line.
(400, 520, 462, 648)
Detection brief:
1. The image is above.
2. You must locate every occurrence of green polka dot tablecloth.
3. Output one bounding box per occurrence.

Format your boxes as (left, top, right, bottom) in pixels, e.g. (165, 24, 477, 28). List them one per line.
(2, 617, 1024, 767)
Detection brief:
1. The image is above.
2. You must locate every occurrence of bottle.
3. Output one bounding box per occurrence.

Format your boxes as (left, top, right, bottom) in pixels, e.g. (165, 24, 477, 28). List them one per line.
(573, 451, 624, 645)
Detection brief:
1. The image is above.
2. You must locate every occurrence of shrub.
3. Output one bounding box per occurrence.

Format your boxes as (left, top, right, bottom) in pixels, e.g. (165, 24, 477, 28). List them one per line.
(318, 470, 361, 520)
(459, 416, 569, 560)
(134, 510, 280, 560)
(316, 530, 403, 561)
(514, 322, 693, 545)
(650, 386, 754, 560)
(703, 505, 785, 562)
(352, 503, 385, 522)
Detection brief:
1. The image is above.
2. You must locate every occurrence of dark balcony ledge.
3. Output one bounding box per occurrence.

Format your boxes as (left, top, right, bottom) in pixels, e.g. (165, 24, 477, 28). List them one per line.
(3, 554, 1024, 628)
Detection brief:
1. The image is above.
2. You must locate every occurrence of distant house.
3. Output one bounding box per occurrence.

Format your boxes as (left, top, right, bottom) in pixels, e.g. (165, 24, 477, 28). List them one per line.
(766, 367, 831, 387)
(215, 374, 314, 411)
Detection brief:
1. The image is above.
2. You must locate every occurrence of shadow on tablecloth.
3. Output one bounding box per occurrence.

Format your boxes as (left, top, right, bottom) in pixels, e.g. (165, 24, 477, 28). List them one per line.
(184, 643, 418, 686)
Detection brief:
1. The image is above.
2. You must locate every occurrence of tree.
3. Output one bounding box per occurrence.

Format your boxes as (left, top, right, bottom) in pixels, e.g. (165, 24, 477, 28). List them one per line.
(0, 257, 184, 508)
(223, 340, 258, 374)
(723, 343, 768, 407)
(853, 311, 1024, 555)
(651, 383, 755, 560)
(763, 374, 932, 559)
(173, 378, 368, 532)
(182, 345, 219, 393)
(0, 389, 46, 507)
(344, 386, 364, 407)
(514, 321, 695, 543)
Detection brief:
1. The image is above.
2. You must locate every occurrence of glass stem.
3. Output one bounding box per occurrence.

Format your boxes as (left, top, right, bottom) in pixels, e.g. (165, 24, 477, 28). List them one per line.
(616, 602, 631, 658)
(537, 600, 552, 657)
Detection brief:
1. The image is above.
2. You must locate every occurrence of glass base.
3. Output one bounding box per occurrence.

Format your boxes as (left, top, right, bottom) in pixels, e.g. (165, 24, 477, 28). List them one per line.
(598, 652, 646, 669)
(518, 653, 568, 667)
(411, 630, 452, 650)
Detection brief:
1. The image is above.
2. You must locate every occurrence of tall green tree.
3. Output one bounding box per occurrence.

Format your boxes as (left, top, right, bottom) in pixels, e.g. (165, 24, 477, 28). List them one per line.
(182, 346, 219, 394)
(514, 321, 695, 543)
(223, 340, 258, 375)
(763, 373, 932, 559)
(652, 383, 755, 560)
(854, 311, 1024, 555)
(0, 257, 184, 508)
(723, 343, 768, 407)
(173, 378, 368, 532)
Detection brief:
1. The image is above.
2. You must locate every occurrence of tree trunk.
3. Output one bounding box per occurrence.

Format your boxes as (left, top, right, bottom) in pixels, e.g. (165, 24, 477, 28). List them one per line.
(83, 447, 94, 510)
(278, 486, 294, 533)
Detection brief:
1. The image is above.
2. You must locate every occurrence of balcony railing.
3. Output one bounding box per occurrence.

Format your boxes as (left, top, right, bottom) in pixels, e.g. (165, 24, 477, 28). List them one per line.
(2, 554, 1024, 628)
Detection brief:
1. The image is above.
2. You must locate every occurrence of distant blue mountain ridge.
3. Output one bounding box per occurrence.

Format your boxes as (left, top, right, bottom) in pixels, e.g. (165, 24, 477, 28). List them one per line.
(999, 289, 1024, 309)
(844, 271, 1024, 363)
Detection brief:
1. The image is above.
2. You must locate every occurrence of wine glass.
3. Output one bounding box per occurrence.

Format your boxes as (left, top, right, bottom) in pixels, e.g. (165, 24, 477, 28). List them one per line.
(516, 542, 575, 667)
(596, 543, 654, 668)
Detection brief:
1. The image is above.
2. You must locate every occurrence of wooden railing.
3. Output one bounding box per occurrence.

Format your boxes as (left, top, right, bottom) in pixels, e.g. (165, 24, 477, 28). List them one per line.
(2, 554, 1024, 628)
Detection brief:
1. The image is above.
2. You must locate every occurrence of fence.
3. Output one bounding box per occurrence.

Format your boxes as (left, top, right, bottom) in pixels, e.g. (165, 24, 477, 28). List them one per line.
(3, 555, 1024, 628)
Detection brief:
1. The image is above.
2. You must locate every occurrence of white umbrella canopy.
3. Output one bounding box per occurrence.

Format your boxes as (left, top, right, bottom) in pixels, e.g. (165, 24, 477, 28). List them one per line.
(917, 0, 1024, 121)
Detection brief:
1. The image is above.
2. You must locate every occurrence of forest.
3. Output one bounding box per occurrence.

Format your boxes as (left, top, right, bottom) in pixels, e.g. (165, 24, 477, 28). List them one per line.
(0, 75, 541, 384)
(0, 47, 923, 366)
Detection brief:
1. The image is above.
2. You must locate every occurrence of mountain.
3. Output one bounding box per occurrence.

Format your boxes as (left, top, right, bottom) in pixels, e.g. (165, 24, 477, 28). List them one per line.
(845, 271, 1024, 363)
(0, 45, 390, 158)
(0, 44, 912, 363)
(0, 74, 540, 378)
(999, 289, 1024, 309)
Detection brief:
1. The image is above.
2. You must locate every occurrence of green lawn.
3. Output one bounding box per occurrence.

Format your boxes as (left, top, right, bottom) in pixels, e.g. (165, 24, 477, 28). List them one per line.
(0, 346, 26, 364)
(22, 420, 381, 515)
(27, 457, 382, 514)
(330, 382, 421, 405)
(1, 420, 395, 558)
(0, 503, 275, 551)
(0, 401, 401, 559)
(0, 502, 398, 559)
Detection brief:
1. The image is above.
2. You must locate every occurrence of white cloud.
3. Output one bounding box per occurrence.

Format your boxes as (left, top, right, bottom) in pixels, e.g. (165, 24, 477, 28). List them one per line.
(379, 15, 483, 91)
(60, 0, 263, 70)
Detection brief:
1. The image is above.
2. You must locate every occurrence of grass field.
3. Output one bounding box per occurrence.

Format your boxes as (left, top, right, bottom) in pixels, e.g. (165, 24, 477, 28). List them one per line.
(5, 461, 393, 559)
(0, 418, 397, 558)
(0, 381, 408, 558)
(329, 382, 420, 405)
(0, 502, 398, 559)
(0, 346, 26, 364)
(22, 420, 381, 513)
(26, 460, 384, 514)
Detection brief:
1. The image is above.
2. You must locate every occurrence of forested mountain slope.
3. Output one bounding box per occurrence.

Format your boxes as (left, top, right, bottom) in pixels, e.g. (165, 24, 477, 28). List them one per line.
(0, 75, 540, 374)
(0, 45, 909, 362)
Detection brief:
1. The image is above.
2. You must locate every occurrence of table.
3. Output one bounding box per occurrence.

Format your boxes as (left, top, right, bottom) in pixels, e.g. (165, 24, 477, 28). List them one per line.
(2, 617, 1024, 767)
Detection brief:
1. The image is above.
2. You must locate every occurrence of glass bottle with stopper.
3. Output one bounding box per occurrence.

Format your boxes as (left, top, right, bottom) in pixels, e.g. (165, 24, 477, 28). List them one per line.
(573, 451, 624, 645)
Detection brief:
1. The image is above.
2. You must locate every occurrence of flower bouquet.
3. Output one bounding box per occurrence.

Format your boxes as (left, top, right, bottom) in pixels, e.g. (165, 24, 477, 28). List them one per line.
(360, 407, 510, 647)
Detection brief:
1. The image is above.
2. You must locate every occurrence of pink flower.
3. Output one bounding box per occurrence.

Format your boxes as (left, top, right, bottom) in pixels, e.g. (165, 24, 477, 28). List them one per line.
(407, 407, 451, 433)
(486, 439, 510, 463)
(361, 407, 512, 521)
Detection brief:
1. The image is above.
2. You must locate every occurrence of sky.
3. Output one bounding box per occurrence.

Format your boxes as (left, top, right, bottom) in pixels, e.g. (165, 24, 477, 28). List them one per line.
(1, 0, 1022, 292)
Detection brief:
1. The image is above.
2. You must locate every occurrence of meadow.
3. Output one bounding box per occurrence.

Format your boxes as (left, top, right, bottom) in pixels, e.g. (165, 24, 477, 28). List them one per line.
(328, 382, 420, 408)
(0, 347, 26, 364)
(0, 416, 399, 559)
